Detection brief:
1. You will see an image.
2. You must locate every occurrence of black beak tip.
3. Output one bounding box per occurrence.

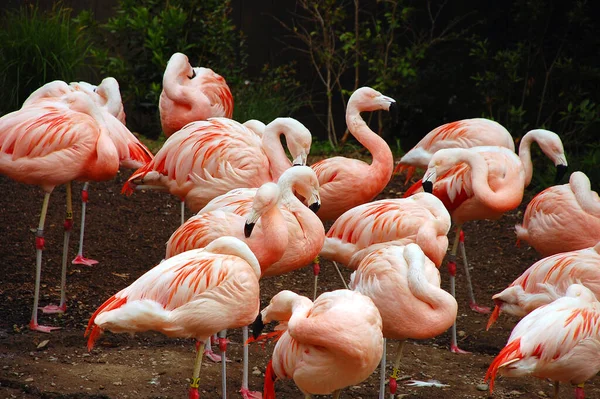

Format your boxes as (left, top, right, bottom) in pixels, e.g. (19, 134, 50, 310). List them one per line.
(422, 180, 433, 194)
(309, 202, 321, 214)
(389, 102, 399, 125)
(251, 313, 264, 339)
(292, 163, 301, 167)
(244, 222, 255, 238)
(555, 164, 568, 184)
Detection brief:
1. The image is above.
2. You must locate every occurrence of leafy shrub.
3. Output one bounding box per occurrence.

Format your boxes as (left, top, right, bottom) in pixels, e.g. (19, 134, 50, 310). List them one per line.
(0, 3, 97, 114)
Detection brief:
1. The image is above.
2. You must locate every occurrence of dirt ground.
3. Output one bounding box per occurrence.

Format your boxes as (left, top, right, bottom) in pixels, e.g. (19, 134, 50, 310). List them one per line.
(0, 162, 598, 399)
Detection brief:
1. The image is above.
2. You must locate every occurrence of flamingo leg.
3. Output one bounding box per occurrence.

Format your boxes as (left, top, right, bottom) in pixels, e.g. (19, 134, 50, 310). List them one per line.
(332, 390, 342, 399)
(448, 225, 469, 354)
(459, 231, 490, 314)
(388, 340, 406, 399)
(72, 182, 99, 266)
(219, 330, 228, 399)
(43, 182, 73, 314)
(205, 333, 229, 362)
(240, 326, 262, 399)
(378, 338, 387, 399)
(189, 341, 205, 399)
(575, 382, 585, 399)
(552, 381, 559, 399)
(181, 200, 185, 225)
(312, 256, 320, 301)
(29, 193, 60, 332)
(333, 261, 348, 289)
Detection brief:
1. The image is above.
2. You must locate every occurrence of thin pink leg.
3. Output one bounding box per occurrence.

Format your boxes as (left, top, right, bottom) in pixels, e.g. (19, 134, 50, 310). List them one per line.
(448, 227, 469, 354)
(29, 193, 61, 333)
(459, 231, 490, 314)
(72, 182, 99, 266)
(240, 326, 262, 399)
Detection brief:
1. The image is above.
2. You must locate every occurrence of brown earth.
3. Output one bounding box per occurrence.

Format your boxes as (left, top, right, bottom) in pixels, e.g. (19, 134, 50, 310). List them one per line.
(0, 164, 598, 399)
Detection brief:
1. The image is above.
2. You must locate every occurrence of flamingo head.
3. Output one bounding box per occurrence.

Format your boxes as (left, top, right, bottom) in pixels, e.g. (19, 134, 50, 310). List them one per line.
(269, 117, 312, 166)
(245, 183, 281, 237)
(348, 87, 397, 121)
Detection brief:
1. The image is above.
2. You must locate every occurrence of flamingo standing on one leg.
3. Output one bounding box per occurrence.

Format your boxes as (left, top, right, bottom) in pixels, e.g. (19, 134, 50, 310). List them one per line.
(350, 243, 457, 399)
(85, 236, 261, 399)
(159, 52, 234, 137)
(124, 117, 312, 214)
(485, 284, 600, 399)
(516, 171, 600, 257)
(251, 289, 383, 399)
(487, 241, 600, 329)
(199, 166, 324, 397)
(0, 91, 121, 331)
(418, 146, 526, 352)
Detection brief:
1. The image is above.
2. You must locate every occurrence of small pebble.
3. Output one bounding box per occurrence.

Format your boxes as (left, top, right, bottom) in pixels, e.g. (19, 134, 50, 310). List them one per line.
(252, 369, 262, 376)
(476, 383, 489, 391)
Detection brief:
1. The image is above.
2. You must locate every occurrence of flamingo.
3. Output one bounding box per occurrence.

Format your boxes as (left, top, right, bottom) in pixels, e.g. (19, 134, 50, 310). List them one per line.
(0, 91, 121, 332)
(311, 87, 397, 222)
(350, 243, 457, 399)
(516, 171, 600, 257)
(165, 182, 287, 269)
(123, 117, 312, 217)
(485, 284, 600, 399)
(159, 52, 234, 137)
(395, 118, 514, 182)
(190, 165, 323, 396)
(85, 236, 261, 399)
(395, 119, 568, 186)
(419, 146, 526, 352)
(22, 78, 153, 266)
(251, 289, 383, 399)
(487, 242, 600, 330)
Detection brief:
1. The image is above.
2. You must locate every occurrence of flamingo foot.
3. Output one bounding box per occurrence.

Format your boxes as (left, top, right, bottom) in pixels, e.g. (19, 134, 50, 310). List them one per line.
(450, 344, 470, 354)
(188, 386, 200, 399)
(72, 254, 99, 266)
(203, 349, 231, 363)
(41, 303, 67, 314)
(240, 388, 263, 399)
(29, 320, 61, 333)
(469, 302, 491, 314)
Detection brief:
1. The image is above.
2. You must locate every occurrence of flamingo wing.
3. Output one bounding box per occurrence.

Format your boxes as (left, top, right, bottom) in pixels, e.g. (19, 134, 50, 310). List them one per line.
(195, 67, 234, 118)
(199, 187, 257, 216)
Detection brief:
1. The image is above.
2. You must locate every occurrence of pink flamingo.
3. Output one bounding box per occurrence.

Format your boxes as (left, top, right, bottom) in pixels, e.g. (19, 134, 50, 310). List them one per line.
(311, 87, 397, 222)
(192, 165, 323, 397)
(350, 243, 457, 398)
(159, 52, 234, 137)
(251, 289, 383, 399)
(0, 91, 121, 331)
(123, 117, 312, 219)
(418, 146, 526, 352)
(516, 171, 600, 257)
(487, 242, 600, 330)
(22, 78, 153, 266)
(395, 118, 513, 182)
(395, 120, 568, 185)
(485, 284, 600, 399)
(85, 236, 261, 399)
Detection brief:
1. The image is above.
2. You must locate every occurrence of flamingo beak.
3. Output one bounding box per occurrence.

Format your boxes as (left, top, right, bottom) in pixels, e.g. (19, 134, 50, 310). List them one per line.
(423, 180, 433, 193)
(292, 152, 307, 167)
(244, 222, 256, 238)
(251, 313, 265, 339)
(555, 164, 568, 183)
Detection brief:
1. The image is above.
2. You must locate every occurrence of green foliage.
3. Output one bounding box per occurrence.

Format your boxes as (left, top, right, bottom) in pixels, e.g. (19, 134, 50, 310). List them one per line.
(0, 3, 97, 114)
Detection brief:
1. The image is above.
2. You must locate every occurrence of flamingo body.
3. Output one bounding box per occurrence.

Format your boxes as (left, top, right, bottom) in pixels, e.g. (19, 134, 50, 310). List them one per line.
(260, 289, 383, 395)
(85, 237, 261, 349)
(488, 242, 600, 328)
(159, 52, 233, 137)
(486, 284, 600, 394)
(516, 171, 600, 256)
(350, 243, 457, 340)
(320, 192, 451, 268)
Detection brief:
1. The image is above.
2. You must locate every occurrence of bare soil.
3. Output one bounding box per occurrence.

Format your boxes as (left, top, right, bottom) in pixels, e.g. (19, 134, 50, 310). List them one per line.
(0, 165, 598, 399)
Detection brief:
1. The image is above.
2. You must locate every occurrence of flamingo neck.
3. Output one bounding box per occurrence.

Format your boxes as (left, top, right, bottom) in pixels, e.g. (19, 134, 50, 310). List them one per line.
(570, 173, 600, 217)
(262, 124, 292, 181)
(345, 104, 393, 184)
(253, 205, 288, 272)
(518, 132, 535, 187)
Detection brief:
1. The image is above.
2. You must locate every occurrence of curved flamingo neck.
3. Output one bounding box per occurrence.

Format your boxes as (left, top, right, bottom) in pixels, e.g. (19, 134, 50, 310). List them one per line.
(262, 122, 292, 181)
(518, 132, 536, 187)
(345, 102, 393, 183)
(252, 204, 288, 272)
(570, 173, 600, 217)
(405, 246, 456, 316)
